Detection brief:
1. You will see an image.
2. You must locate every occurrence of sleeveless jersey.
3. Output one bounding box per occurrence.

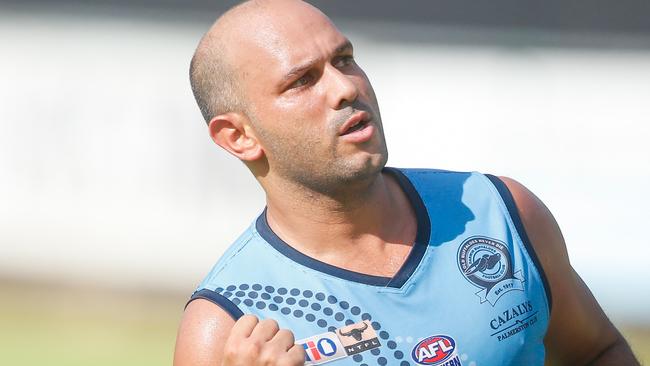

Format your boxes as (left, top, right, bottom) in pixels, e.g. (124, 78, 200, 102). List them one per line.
(190, 168, 551, 366)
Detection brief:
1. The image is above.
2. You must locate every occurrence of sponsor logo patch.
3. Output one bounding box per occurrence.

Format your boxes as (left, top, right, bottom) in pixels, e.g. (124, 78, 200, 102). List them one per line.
(489, 300, 539, 342)
(298, 332, 347, 365)
(336, 320, 381, 355)
(297, 321, 381, 365)
(411, 335, 462, 366)
(457, 236, 525, 306)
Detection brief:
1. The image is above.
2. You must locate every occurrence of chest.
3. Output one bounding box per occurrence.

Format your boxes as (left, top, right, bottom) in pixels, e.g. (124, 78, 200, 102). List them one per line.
(242, 242, 548, 366)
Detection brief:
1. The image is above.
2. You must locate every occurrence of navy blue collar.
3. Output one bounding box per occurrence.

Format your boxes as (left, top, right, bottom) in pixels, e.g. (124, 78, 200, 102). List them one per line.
(255, 167, 431, 288)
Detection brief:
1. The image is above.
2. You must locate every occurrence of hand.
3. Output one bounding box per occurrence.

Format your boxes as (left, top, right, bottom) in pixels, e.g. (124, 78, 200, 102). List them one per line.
(222, 315, 305, 366)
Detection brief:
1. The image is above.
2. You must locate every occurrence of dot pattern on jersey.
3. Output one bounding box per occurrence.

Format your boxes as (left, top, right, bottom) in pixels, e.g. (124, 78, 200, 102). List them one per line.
(214, 284, 410, 366)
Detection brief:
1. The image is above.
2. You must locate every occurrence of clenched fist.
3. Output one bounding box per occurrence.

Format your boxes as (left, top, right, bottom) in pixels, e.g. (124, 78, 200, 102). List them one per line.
(222, 315, 305, 366)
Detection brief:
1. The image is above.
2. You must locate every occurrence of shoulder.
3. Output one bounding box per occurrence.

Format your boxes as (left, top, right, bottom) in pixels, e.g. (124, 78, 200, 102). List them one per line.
(173, 222, 259, 365)
(494, 175, 627, 365)
(495, 176, 570, 273)
(196, 222, 261, 290)
(173, 299, 237, 366)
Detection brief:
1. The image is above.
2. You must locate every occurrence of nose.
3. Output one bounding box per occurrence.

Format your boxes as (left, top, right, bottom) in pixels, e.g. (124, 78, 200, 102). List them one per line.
(325, 65, 359, 109)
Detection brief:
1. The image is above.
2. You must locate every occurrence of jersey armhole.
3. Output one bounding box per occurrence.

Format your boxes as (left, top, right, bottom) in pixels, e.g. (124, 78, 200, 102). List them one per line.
(484, 174, 553, 314)
(186, 289, 245, 320)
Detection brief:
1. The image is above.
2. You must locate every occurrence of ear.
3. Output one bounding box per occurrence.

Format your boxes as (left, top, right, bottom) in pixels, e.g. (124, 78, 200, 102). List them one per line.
(208, 112, 264, 161)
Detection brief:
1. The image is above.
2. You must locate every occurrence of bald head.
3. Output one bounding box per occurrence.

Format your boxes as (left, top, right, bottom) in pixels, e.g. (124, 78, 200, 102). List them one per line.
(191, 0, 386, 192)
(189, 0, 332, 123)
(189, 1, 250, 123)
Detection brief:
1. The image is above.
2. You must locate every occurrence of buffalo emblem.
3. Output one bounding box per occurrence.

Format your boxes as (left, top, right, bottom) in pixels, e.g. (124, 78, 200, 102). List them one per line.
(338, 322, 369, 341)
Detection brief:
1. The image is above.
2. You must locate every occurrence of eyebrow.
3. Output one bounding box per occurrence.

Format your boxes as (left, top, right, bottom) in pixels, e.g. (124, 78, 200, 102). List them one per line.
(280, 39, 354, 86)
(334, 39, 354, 55)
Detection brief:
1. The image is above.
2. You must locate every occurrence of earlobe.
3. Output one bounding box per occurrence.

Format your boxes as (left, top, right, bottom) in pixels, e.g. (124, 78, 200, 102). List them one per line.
(208, 113, 264, 161)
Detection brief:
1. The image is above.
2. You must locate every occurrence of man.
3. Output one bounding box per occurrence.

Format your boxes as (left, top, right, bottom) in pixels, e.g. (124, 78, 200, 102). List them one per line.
(174, 1, 639, 365)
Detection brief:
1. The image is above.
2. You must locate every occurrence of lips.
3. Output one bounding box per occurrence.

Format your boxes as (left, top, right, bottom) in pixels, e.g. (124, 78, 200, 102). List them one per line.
(339, 111, 371, 136)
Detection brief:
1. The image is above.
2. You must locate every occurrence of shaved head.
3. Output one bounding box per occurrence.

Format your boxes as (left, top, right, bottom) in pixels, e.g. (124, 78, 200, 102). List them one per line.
(189, 38, 239, 123)
(189, 0, 329, 123)
(189, 2, 250, 123)
(191, 0, 387, 195)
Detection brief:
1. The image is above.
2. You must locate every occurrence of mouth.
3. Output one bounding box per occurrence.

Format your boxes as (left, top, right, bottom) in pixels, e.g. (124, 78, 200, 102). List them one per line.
(339, 111, 371, 136)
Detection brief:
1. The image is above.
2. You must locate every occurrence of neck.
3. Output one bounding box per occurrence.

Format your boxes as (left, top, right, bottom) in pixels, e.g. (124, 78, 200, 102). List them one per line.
(260, 169, 417, 272)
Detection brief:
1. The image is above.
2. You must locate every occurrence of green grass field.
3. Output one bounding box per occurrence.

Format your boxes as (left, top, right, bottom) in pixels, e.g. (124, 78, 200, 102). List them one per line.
(0, 280, 184, 366)
(1, 280, 648, 365)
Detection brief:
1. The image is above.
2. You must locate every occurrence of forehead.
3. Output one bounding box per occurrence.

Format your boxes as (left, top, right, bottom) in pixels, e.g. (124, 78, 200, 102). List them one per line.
(229, 7, 348, 85)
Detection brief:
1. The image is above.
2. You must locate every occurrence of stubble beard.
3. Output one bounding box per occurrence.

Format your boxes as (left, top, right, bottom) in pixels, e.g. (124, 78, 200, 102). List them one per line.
(254, 108, 388, 200)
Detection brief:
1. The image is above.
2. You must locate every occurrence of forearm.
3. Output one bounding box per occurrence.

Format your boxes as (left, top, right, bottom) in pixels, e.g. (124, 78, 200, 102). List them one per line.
(586, 336, 639, 366)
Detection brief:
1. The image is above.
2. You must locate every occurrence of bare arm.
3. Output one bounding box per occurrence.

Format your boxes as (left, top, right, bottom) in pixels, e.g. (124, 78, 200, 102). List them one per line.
(173, 299, 305, 366)
(500, 176, 639, 366)
(174, 299, 236, 366)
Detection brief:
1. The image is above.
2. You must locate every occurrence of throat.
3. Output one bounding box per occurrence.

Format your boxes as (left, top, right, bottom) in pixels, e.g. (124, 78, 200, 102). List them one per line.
(337, 242, 413, 278)
(263, 168, 419, 278)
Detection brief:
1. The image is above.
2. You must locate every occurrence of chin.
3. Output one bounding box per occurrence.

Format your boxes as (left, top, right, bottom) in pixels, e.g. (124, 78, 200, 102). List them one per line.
(341, 150, 388, 182)
(277, 146, 388, 195)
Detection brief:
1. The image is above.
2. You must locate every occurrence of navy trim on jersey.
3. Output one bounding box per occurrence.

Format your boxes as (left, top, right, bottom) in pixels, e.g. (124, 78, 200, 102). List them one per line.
(485, 174, 553, 313)
(384, 167, 432, 287)
(255, 167, 431, 288)
(187, 289, 244, 320)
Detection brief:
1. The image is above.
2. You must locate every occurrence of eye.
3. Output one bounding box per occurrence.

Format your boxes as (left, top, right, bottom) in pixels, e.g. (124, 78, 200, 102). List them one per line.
(334, 55, 355, 68)
(289, 74, 313, 89)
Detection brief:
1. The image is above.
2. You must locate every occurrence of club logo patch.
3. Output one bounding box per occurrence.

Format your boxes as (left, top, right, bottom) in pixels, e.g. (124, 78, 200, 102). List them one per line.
(458, 236, 524, 305)
(411, 335, 462, 366)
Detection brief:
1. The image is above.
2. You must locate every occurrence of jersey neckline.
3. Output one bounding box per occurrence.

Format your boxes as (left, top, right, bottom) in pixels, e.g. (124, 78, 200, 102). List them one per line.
(255, 167, 431, 288)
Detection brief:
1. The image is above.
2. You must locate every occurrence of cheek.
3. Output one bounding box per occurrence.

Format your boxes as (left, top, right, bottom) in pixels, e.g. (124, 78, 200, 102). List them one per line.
(272, 92, 329, 129)
(275, 89, 324, 112)
(259, 105, 322, 146)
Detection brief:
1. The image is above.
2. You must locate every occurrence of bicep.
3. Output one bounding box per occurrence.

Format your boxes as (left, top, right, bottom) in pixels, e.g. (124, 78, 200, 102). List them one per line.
(174, 299, 237, 366)
(499, 176, 620, 366)
(544, 269, 619, 365)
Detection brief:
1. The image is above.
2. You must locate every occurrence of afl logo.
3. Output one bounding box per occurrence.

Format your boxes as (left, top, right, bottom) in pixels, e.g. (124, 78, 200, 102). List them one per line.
(458, 236, 524, 306)
(411, 335, 461, 365)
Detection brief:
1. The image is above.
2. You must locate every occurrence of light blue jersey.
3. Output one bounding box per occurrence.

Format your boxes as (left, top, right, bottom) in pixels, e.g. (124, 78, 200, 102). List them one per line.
(190, 168, 551, 366)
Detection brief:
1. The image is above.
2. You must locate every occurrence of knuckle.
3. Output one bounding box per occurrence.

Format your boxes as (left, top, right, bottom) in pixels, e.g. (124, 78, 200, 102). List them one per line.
(223, 344, 241, 361)
(260, 318, 280, 333)
(240, 314, 259, 324)
(241, 339, 262, 355)
(257, 350, 276, 365)
(282, 346, 306, 366)
(275, 329, 295, 343)
(233, 314, 259, 333)
(223, 336, 240, 354)
(291, 343, 306, 357)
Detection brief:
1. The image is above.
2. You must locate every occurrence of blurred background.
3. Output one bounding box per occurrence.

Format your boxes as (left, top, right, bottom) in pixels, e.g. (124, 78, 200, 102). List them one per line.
(1, 0, 649, 364)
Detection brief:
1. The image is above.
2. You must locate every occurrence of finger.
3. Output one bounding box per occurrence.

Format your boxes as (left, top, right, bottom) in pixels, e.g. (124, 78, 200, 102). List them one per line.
(249, 318, 280, 342)
(284, 343, 307, 365)
(229, 314, 259, 340)
(268, 328, 296, 351)
(270, 329, 295, 350)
